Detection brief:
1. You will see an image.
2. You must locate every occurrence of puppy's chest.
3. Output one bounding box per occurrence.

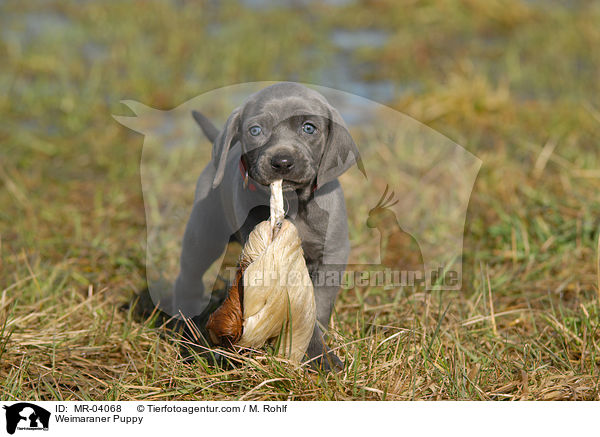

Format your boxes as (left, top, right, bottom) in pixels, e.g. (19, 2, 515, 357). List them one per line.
(290, 202, 330, 265)
(235, 201, 327, 265)
(291, 215, 325, 264)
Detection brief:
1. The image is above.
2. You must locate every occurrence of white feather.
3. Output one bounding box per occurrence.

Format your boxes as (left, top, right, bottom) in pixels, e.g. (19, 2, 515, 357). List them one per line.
(237, 181, 316, 362)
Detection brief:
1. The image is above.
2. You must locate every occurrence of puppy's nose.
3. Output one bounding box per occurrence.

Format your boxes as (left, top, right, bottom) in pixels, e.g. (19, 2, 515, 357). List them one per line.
(270, 153, 295, 173)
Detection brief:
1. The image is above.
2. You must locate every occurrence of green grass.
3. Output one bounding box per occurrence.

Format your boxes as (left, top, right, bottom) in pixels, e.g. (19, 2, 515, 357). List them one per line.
(1, 0, 599, 400)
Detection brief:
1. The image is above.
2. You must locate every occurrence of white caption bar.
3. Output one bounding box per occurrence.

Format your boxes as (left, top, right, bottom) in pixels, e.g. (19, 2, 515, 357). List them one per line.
(0, 401, 596, 436)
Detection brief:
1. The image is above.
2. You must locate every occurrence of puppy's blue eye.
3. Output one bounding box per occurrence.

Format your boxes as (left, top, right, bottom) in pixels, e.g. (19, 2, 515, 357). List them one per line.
(249, 126, 262, 136)
(302, 123, 316, 134)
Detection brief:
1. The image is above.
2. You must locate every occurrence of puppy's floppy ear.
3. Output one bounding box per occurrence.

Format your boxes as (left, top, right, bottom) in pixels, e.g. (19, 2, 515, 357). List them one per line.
(212, 107, 241, 188)
(316, 106, 364, 188)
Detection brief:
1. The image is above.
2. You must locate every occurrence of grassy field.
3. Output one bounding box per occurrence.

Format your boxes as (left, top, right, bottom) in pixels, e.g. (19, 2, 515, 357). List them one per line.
(1, 0, 600, 400)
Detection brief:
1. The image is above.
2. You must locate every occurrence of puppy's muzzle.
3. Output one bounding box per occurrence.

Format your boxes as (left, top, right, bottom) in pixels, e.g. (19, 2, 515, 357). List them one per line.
(270, 152, 295, 174)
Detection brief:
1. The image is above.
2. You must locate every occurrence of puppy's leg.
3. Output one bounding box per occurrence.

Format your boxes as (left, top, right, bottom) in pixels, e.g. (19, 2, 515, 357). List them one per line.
(305, 262, 346, 372)
(306, 323, 344, 372)
(172, 187, 245, 367)
(295, 187, 350, 372)
(172, 188, 233, 318)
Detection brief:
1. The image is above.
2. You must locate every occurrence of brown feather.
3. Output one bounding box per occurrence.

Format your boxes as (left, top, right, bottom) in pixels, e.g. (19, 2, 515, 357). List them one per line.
(206, 265, 246, 347)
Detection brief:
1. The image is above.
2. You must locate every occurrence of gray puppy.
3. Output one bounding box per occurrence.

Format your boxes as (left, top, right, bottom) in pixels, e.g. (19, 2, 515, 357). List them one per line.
(173, 82, 361, 370)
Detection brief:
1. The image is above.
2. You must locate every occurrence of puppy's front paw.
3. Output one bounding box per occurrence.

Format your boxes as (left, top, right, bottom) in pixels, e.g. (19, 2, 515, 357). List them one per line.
(309, 349, 344, 373)
(305, 333, 344, 372)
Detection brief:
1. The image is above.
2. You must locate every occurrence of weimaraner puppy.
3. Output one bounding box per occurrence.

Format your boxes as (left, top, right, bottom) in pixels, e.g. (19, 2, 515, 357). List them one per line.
(172, 82, 362, 370)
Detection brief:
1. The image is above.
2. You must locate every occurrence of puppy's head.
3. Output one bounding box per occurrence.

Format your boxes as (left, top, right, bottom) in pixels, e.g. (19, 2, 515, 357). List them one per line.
(207, 83, 361, 196)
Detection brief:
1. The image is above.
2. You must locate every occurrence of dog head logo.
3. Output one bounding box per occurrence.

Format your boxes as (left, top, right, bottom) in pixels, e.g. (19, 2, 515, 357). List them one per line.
(114, 82, 481, 317)
(3, 403, 50, 435)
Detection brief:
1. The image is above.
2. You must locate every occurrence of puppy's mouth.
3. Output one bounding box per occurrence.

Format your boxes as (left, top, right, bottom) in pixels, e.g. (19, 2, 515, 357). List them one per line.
(250, 172, 312, 191)
(247, 160, 315, 191)
(280, 179, 310, 191)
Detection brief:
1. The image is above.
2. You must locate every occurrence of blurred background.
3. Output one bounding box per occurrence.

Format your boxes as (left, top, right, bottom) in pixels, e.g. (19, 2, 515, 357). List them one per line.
(1, 0, 600, 400)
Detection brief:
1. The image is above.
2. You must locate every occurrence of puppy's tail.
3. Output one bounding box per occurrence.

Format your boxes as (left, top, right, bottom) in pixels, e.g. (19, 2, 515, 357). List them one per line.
(192, 110, 220, 143)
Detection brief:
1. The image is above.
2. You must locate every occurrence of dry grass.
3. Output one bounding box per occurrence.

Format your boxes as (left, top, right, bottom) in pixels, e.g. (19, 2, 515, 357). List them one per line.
(1, 0, 600, 400)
